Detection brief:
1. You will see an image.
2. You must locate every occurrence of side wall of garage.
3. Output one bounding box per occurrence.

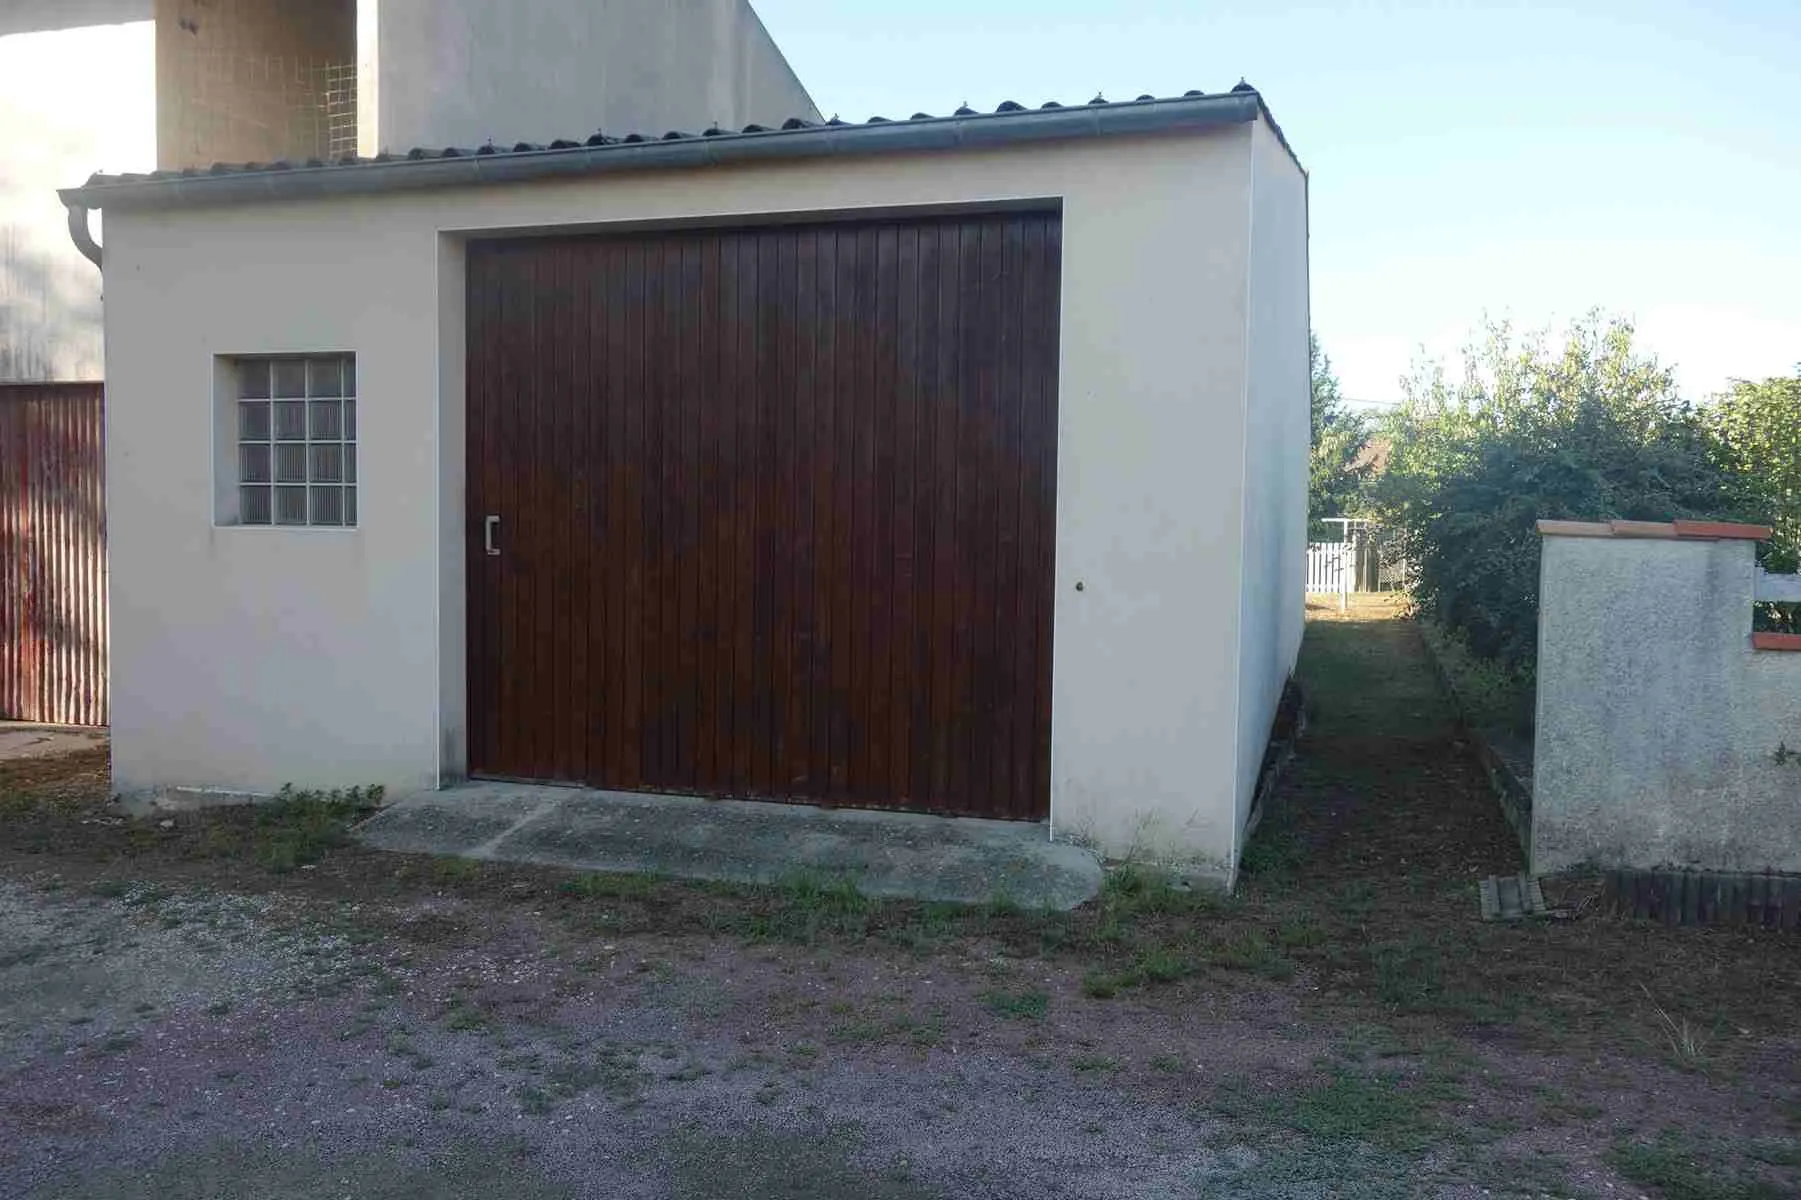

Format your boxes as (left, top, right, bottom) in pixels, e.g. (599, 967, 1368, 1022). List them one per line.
(102, 126, 1271, 872)
(1231, 119, 1311, 876)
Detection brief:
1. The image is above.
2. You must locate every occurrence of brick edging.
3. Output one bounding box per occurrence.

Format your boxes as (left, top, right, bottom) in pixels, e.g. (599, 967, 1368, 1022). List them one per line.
(1415, 623, 1532, 858)
(1603, 867, 1801, 929)
(1242, 678, 1307, 843)
(1752, 632, 1801, 652)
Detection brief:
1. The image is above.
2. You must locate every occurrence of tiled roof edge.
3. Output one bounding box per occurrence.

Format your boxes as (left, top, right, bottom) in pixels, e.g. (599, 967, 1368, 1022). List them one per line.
(1537, 519, 1774, 542)
(62, 89, 1281, 211)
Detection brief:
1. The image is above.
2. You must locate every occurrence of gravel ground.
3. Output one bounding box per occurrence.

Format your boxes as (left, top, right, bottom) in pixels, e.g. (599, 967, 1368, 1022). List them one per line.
(0, 878, 1309, 1200)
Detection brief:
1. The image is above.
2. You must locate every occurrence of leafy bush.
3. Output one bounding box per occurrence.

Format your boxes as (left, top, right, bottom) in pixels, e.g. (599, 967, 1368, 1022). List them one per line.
(1371, 316, 1756, 668)
(1711, 369, 1801, 632)
(1416, 619, 1535, 736)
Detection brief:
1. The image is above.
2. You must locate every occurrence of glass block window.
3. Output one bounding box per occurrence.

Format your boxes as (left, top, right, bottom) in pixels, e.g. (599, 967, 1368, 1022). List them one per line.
(235, 355, 356, 527)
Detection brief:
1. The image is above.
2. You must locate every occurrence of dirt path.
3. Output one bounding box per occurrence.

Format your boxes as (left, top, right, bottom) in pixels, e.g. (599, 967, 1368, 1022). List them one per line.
(2, 597, 1797, 1198)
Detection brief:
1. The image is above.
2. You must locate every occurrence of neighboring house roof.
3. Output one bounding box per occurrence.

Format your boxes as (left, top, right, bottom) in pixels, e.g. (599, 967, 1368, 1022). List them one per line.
(1353, 435, 1393, 475)
(62, 84, 1299, 212)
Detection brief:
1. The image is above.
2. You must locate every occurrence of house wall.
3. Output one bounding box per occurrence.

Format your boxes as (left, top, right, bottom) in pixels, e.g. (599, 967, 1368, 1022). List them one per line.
(1232, 119, 1311, 873)
(364, 0, 818, 155)
(1534, 531, 1801, 874)
(101, 123, 1283, 876)
(0, 14, 153, 382)
(155, 0, 357, 169)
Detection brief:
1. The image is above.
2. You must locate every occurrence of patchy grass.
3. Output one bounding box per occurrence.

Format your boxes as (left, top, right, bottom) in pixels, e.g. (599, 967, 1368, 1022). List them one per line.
(678, 871, 881, 945)
(1417, 616, 1536, 737)
(1607, 1132, 1791, 1200)
(1639, 983, 1719, 1073)
(979, 988, 1048, 1021)
(245, 785, 385, 873)
(1238, 823, 1307, 877)
(1281, 1068, 1444, 1152)
(0, 771, 381, 877)
(1207, 1062, 1463, 1197)
(558, 870, 661, 901)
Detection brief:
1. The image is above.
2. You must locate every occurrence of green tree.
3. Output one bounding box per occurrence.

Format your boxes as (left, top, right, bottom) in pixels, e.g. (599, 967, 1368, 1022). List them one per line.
(1710, 369, 1801, 574)
(1309, 334, 1370, 530)
(1371, 315, 1753, 668)
(1711, 369, 1801, 631)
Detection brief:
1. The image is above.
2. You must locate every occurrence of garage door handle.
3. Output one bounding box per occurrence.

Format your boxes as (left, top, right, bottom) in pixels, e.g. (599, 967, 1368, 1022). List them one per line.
(484, 515, 501, 557)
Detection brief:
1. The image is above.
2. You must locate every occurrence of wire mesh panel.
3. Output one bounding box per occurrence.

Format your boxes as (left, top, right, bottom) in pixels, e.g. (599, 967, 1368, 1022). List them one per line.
(167, 50, 358, 165)
(322, 62, 358, 160)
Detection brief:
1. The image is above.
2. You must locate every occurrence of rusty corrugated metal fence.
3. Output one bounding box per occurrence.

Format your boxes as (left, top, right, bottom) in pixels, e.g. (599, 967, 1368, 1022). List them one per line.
(0, 383, 107, 726)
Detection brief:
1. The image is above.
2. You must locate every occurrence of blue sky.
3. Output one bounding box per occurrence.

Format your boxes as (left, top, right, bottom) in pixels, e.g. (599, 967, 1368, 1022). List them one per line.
(754, 0, 1800, 407)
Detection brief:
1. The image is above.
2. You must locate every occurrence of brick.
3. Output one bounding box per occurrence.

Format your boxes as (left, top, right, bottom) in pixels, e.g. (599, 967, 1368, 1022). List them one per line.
(1607, 520, 1678, 538)
(1673, 519, 1773, 541)
(1535, 520, 1613, 538)
(1752, 632, 1801, 652)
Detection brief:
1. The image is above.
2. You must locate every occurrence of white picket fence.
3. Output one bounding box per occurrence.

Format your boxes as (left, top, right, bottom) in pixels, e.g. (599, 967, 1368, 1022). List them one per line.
(1307, 540, 1353, 609)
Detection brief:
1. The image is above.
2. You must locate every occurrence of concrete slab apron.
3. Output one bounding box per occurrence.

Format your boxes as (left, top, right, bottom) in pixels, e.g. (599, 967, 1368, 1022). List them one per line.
(356, 784, 1103, 911)
(0, 724, 106, 761)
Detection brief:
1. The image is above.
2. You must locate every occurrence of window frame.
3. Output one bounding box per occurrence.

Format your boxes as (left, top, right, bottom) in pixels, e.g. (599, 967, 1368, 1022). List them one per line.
(214, 353, 360, 531)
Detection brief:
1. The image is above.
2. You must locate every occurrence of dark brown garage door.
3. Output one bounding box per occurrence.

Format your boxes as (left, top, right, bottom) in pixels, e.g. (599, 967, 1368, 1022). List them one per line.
(466, 211, 1061, 819)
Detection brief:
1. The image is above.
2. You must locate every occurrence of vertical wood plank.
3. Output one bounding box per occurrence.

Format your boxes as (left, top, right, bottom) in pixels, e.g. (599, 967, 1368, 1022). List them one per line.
(847, 224, 879, 797)
(1012, 215, 1047, 815)
(583, 240, 609, 783)
(676, 235, 704, 790)
(809, 226, 840, 798)
(641, 237, 668, 786)
(908, 227, 942, 809)
(928, 219, 963, 808)
(464, 246, 488, 772)
(888, 223, 920, 806)
(1032, 214, 1063, 813)
(991, 215, 1026, 816)
(551, 241, 578, 780)
(729, 232, 755, 792)
(750, 228, 781, 796)
(866, 223, 900, 801)
(494, 248, 523, 776)
(531, 249, 559, 780)
(951, 217, 987, 811)
(828, 226, 858, 792)
(770, 226, 799, 794)
(788, 228, 819, 796)
(603, 237, 631, 786)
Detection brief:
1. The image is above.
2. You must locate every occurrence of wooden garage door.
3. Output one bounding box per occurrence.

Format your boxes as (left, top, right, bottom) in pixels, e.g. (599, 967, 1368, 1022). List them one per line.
(466, 211, 1061, 819)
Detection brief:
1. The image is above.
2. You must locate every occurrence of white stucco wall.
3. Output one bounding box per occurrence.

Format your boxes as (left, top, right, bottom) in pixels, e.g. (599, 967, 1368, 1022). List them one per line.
(0, 13, 153, 381)
(364, 0, 818, 155)
(101, 120, 1304, 876)
(1534, 533, 1801, 874)
(1230, 120, 1311, 873)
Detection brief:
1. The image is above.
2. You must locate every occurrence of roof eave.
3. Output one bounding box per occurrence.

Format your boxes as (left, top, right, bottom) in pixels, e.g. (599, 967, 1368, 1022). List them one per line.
(61, 91, 1272, 212)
